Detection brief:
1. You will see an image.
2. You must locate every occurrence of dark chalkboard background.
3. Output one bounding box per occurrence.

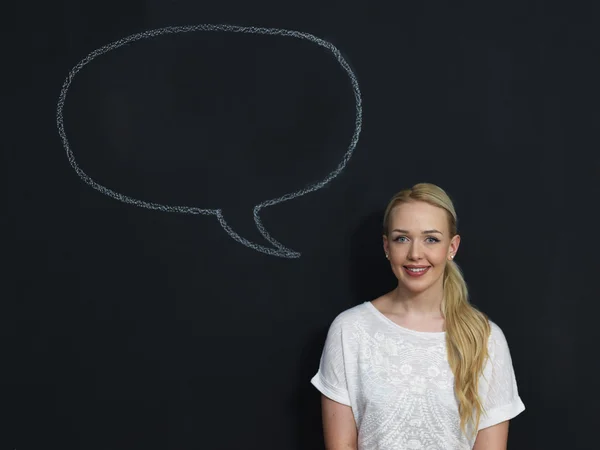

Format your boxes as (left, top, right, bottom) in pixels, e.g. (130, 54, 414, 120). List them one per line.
(4, 0, 599, 449)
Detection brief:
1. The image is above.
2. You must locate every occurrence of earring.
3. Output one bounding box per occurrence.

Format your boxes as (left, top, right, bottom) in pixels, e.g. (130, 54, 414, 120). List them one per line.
(449, 254, 454, 259)
(385, 253, 389, 259)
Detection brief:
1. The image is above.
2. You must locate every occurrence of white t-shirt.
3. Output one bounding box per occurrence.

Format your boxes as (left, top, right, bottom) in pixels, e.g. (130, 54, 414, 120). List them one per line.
(311, 301, 525, 450)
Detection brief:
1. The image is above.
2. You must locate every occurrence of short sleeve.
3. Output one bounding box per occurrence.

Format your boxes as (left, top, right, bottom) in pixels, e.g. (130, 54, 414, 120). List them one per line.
(478, 323, 526, 430)
(310, 315, 352, 406)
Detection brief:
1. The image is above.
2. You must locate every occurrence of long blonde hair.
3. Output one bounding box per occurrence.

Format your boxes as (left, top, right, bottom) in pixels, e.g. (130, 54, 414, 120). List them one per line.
(382, 182, 491, 437)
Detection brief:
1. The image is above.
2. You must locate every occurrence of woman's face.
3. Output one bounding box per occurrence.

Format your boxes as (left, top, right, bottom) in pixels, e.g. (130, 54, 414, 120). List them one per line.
(383, 201, 460, 295)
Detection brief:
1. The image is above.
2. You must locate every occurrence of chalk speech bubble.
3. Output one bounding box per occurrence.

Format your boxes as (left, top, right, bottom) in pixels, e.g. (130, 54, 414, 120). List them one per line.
(56, 24, 363, 258)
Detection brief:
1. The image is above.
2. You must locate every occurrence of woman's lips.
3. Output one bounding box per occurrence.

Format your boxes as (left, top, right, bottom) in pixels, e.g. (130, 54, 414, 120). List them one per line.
(403, 266, 430, 277)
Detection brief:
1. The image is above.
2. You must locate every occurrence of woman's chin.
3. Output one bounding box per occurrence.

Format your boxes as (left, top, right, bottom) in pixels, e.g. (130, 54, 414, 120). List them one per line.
(395, 270, 443, 293)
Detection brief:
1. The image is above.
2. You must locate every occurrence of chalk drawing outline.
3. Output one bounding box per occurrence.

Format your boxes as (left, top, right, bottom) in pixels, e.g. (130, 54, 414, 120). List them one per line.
(56, 24, 363, 258)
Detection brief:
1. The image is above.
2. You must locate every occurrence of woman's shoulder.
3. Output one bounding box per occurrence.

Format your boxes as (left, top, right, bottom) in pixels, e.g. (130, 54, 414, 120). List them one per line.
(328, 302, 371, 329)
(486, 317, 513, 353)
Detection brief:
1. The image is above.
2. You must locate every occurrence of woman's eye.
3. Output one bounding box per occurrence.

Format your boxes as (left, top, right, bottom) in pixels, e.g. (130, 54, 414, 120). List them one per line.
(394, 236, 440, 243)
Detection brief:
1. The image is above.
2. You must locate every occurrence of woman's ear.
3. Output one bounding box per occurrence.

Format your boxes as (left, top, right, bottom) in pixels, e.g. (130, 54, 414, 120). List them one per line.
(449, 234, 461, 259)
(383, 234, 389, 258)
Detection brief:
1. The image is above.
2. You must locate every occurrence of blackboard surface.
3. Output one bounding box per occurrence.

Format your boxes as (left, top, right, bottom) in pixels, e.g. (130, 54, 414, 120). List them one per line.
(4, 1, 599, 449)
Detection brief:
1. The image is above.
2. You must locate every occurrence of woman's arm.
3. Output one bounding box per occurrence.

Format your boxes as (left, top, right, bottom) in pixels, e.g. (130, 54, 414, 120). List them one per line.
(321, 395, 358, 449)
(472, 420, 509, 450)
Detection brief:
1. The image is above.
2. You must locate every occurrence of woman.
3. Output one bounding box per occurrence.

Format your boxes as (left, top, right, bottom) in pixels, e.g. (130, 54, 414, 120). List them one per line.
(311, 183, 525, 450)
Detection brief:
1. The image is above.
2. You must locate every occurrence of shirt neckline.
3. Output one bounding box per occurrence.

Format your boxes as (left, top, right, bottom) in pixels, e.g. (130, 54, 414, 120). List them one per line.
(363, 301, 446, 337)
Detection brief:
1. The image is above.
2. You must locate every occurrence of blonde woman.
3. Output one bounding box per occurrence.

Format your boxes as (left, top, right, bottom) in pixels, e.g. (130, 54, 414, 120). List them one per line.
(311, 183, 525, 450)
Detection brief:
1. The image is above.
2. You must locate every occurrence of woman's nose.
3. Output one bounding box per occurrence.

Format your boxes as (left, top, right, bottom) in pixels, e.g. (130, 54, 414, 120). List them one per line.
(408, 243, 423, 260)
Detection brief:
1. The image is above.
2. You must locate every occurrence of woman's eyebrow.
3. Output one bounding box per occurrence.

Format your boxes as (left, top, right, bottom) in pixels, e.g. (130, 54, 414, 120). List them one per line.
(392, 229, 443, 235)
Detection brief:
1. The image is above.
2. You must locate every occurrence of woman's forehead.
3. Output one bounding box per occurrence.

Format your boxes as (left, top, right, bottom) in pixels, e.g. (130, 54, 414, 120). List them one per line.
(389, 201, 449, 229)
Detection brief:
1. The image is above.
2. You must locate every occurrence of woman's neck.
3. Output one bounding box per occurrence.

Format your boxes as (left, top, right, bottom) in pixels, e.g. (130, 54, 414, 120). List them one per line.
(387, 284, 444, 317)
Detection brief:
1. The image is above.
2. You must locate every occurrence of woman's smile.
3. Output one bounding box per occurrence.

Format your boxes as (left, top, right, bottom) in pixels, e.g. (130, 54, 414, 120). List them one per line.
(403, 265, 431, 277)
